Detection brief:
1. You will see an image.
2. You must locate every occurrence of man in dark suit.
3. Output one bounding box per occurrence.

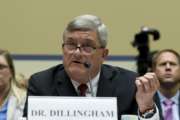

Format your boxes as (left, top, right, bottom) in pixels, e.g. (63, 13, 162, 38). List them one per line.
(23, 14, 160, 120)
(152, 49, 180, 120)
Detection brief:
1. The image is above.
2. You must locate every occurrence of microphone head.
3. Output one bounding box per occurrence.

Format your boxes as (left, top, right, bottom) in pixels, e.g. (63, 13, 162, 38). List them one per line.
(84, 62, 91, 69)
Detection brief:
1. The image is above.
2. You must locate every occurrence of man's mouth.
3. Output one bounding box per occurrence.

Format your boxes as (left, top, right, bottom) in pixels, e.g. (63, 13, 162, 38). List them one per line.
(73, 61, 83, 65)
(164, 73, 172, 77)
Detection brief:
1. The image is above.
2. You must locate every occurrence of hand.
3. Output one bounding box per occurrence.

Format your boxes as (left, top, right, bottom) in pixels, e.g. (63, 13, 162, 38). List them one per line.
(135, 72, 160, 113)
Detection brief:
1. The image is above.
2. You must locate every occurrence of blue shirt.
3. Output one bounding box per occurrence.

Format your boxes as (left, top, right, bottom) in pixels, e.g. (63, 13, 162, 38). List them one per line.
(158, 90, 179, 120)
(0, 100, 9, 120)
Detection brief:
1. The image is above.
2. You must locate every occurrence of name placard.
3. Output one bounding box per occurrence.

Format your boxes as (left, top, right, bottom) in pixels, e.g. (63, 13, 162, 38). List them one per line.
(28, 96, 118, 120)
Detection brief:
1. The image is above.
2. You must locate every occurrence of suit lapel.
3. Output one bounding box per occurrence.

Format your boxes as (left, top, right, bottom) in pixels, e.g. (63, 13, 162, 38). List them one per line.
(54, 69, 78, 96)
(97, 65, 114, 96)
(154, 93, 164, 120)
(53, 65, 115, 97)
(7, 96, 17, 120)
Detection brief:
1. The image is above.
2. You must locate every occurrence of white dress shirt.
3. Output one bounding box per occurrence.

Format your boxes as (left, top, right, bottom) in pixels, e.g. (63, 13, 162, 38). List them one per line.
(71, 71, 100, 97)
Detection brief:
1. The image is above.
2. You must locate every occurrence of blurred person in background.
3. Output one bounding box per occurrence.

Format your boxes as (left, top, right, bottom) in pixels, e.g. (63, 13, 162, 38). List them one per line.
(15, 73, 28, 90)
(0, 49, 27, 120)
(152, 49, 180, 120)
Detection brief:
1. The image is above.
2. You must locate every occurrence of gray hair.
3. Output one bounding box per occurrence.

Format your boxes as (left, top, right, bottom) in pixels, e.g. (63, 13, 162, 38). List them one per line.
(63, 14, 108, 48)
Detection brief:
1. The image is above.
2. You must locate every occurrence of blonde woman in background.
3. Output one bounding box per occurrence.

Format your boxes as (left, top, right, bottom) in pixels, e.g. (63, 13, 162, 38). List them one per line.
(15, 73, 28, 90)
(0, 49, 27, 120)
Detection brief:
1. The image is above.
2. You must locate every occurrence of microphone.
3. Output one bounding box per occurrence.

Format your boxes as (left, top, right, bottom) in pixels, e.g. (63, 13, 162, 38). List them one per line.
(83, 62, 95, 97)
(84, 62, 91, 69)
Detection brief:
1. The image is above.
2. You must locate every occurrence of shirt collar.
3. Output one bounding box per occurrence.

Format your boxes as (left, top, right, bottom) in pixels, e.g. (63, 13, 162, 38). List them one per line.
(71, 71, 100, 94)
(157, 90, 179, 105)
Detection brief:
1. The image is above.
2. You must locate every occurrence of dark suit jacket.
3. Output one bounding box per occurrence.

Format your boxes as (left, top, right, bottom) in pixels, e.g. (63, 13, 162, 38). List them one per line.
(23, 64, 138, 119)
(154, 92, 180, 120)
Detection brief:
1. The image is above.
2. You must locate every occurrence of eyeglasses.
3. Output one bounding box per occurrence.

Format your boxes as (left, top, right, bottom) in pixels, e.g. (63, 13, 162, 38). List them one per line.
(62, 43, 102, 54)
(0, 64, 9, 70)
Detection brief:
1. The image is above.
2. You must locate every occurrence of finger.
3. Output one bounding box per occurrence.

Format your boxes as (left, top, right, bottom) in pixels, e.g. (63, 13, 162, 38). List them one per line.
(144, 72, 160, 90)
(143, 73, 155, 90)
(135, 79, 144, 92)
(136, 76, 150, 92)
(140, 77, 150, 92)
(152, 73, 160, 89)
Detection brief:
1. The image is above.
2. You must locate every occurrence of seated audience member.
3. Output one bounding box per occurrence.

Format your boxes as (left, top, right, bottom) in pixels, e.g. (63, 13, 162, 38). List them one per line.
(15, 73, 28, 90)
(23, 14, 160, 120)
(0, 49, 27, 120)
(152, 49, 180, 120)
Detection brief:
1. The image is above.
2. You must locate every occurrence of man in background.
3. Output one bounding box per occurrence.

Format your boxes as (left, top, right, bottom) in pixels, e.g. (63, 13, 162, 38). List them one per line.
(152, 49, 180, 120)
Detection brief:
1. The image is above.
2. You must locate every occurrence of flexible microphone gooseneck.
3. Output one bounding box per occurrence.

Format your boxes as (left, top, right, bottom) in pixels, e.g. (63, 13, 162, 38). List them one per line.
(83, 62, 95, 97)
(84, 62, 91, 69)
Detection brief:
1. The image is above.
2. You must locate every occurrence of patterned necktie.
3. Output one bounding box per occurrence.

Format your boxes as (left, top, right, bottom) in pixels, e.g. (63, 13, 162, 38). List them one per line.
(163, 99, 174, 120)
(78, 84, 88, 96)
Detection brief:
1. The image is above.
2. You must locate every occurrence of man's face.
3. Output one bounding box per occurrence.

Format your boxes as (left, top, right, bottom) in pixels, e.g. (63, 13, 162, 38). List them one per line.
(154, 52, 180, 88)
(62, 30, 108, 83)
(0, 55, 12, 90)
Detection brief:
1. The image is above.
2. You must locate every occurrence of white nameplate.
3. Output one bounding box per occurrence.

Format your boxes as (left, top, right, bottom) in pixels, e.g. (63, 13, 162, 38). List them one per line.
(28, 96, 118, 120)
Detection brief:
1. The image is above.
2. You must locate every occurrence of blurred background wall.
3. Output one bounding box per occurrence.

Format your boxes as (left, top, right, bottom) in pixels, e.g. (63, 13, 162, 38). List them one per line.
(0, 0, 179, 77)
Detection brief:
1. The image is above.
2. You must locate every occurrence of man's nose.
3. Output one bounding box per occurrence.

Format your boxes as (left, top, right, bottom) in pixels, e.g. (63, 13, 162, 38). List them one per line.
(166, 63, 170, 68)
(73, 44, 82, 55)
(165, 63, 171, 70)
(74, 47, 81, 53)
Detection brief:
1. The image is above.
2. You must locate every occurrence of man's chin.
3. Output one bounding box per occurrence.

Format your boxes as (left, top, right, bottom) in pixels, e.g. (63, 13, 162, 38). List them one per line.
(160, 81, 179, 89)
(69, 69, 87, 79)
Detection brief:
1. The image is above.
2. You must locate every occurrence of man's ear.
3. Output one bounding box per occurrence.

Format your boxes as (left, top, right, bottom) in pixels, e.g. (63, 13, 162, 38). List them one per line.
(102, 49, 109, 58)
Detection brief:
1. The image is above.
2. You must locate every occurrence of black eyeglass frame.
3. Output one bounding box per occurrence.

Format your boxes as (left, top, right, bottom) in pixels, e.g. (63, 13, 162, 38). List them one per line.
(0, 64, 9, 70)
(62, 43, 104, 54)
